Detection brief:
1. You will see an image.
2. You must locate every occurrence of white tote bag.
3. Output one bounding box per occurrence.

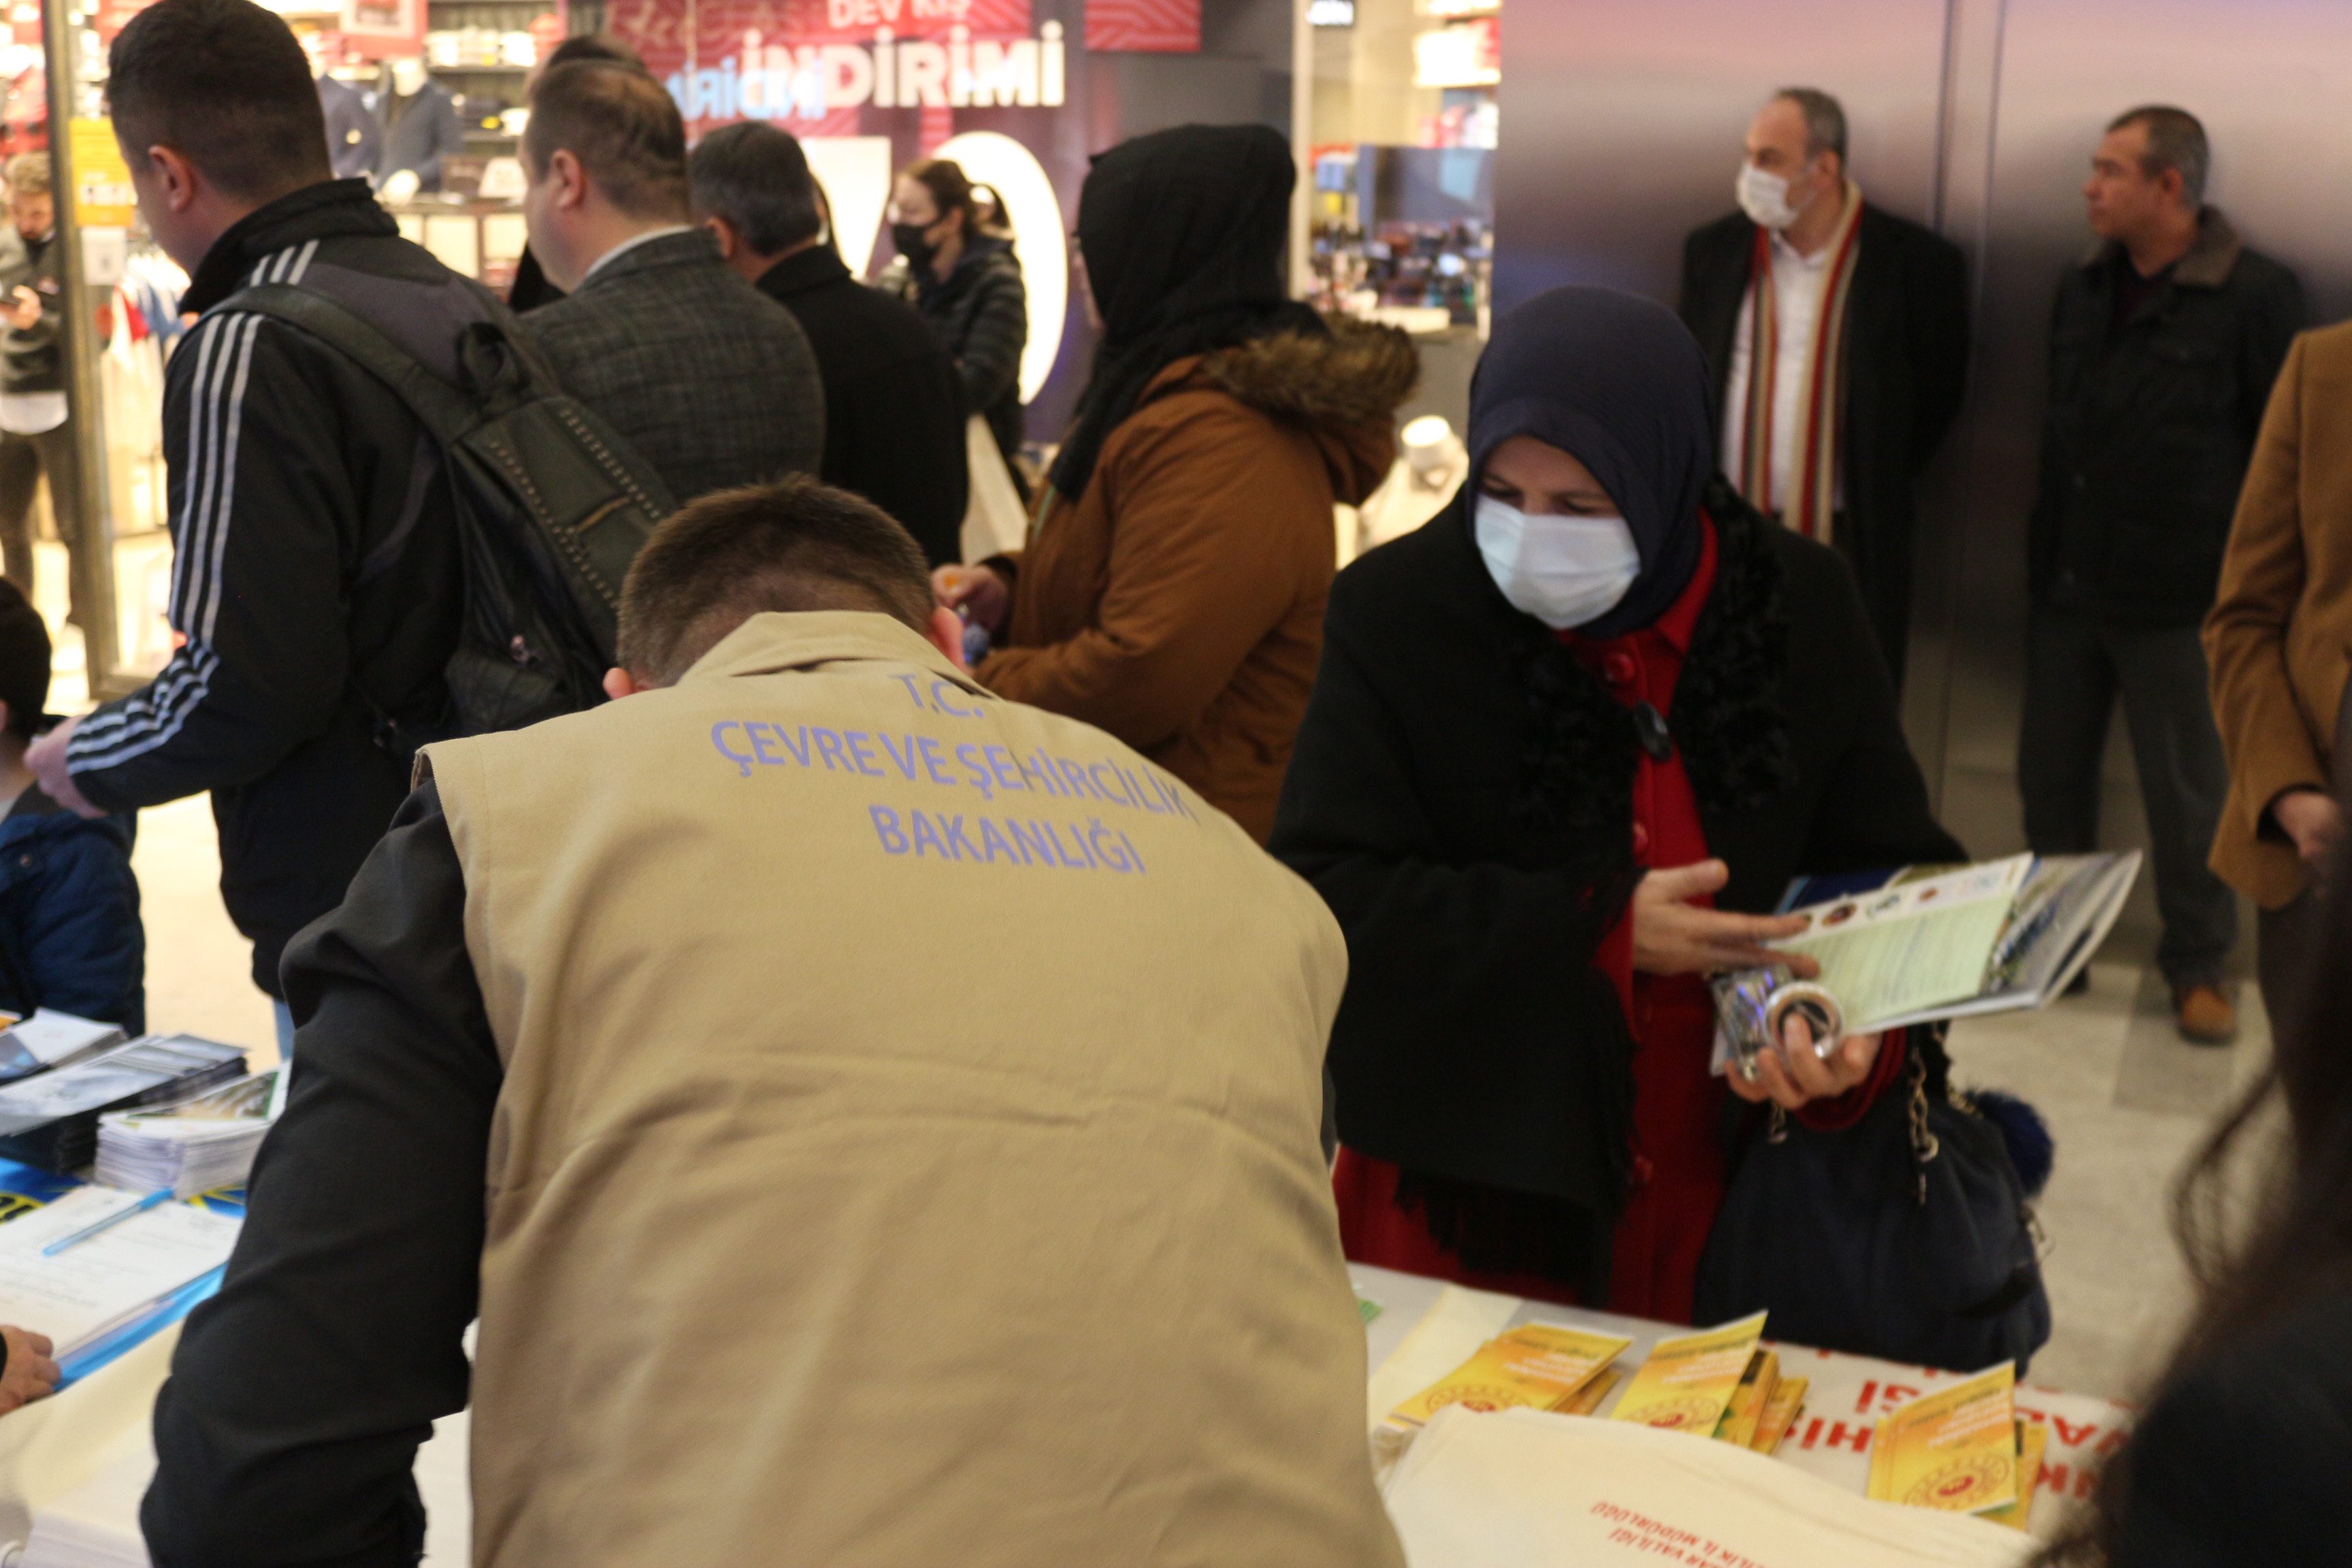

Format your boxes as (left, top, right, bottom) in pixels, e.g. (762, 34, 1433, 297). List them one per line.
(960, 414, 1030, 564)
(1384, 1407, 2029, 1568)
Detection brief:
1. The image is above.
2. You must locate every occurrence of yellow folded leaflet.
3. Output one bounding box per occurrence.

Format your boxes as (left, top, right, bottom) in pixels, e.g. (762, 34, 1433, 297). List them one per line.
(1750, 1374, 1808, 1456)
(1712, 1349, 1778, 1448)
(1388, 1323, 1633, 1428)
(1867, 1362, 2018, 1516)
(1983, 1421, 2049, 1531)
(1557, 1366, 1621, 1417)
(1610, 1311, 1767, 1434)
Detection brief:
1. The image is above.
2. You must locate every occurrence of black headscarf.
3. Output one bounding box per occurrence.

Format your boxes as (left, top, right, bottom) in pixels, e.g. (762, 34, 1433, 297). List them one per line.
(1049, 122, 1325, 500)
(1465, 286, 1716, 640)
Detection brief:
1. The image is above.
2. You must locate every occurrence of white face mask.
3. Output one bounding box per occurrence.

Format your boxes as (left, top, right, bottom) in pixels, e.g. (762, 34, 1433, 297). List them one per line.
(1473, 493, 1642, 630)
(1735, 162, 1801, 231)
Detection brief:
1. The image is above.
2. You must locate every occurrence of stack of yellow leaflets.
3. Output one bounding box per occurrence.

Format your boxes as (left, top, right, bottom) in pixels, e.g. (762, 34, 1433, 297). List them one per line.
(1866, 1363, 2020, 1517)
(1751, 1369, 1810, 1455)
(1610, 1311, 1768, 1435)
(1982, 1421, 2049, 1531)
(1556, 1367, 1620, 1416)
(1386, 1323, 1633, 1430)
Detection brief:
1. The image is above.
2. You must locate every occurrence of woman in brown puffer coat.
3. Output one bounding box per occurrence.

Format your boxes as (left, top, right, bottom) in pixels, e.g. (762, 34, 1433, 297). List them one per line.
(936, 124, 1418, 843)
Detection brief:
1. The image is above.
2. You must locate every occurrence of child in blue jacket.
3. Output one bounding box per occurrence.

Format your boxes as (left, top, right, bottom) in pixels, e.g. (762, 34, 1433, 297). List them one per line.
(0, 582, 141, 1032)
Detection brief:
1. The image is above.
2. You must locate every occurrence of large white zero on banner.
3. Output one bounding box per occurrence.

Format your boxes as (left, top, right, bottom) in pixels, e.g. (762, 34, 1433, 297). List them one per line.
(800, 135, 896, 278)
(929, 131, 1068, 404)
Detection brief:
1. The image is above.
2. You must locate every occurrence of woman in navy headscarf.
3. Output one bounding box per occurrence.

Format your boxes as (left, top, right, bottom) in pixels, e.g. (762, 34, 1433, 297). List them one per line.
(1271, 287, 1963, 1320)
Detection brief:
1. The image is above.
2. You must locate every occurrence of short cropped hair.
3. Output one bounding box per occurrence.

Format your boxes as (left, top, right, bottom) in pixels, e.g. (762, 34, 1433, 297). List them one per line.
(2109, 104, 2209, 209)
(5, 154, 49, 197)
(523, 60, 688, 221)
(542, 31, 646, 74)
(616, 478, 936, 685)
(1774, 86, 1848, 165)
(689, 121, 822, 257)
(107, 0, 331, 201)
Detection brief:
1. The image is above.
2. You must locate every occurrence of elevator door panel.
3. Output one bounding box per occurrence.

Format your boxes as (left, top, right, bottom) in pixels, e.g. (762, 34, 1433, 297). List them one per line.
(1492, 1, 1952, 312)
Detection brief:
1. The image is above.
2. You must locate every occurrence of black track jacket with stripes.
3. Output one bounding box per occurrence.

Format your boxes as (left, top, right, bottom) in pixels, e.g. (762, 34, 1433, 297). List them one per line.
(67, 179, 478, 996)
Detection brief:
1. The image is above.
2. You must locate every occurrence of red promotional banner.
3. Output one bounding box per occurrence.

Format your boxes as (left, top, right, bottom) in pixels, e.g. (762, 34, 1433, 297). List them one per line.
(608, 0, 1062, 137)
(1081, 0, 1197, 53)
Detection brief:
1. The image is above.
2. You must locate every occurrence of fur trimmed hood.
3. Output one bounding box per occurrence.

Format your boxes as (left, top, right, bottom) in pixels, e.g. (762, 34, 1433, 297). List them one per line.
(1143, 317, 1420, 507)
(1196, 316, 1421, 428)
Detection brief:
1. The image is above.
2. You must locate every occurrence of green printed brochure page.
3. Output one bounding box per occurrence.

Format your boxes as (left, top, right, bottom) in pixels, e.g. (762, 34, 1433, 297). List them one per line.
(1768, 856, 2035, 1032)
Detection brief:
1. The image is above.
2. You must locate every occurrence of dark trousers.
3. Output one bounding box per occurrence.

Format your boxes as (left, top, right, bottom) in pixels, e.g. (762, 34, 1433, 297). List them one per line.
(2253, 675, 2352, 1037)
(2258, 891, 2329, 1045)
(0, 422, 86, 627)
(2019, 603, 2237, 986)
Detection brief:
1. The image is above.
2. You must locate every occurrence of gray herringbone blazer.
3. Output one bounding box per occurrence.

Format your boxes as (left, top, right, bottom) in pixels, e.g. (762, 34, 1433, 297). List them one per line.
(520, 229, 825, 504)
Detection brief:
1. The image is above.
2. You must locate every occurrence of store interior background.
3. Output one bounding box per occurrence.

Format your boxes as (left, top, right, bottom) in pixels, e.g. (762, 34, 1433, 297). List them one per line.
(0, 0, 2334, 1405)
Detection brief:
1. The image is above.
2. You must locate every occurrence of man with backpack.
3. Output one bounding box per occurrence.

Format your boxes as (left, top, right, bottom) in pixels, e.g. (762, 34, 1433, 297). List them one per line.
(27, 0, 636, 1042)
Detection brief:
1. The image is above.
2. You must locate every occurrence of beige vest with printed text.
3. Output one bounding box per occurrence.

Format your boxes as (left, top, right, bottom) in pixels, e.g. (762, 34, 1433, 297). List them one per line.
(422, 612, 1401, 1568)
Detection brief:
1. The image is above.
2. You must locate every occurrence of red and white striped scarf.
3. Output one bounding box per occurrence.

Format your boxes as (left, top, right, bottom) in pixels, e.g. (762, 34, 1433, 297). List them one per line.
(1735, 184, 1865, 543)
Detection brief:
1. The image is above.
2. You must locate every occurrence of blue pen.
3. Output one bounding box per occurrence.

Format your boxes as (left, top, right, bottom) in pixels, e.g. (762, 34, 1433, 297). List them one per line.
(41, 1189, 172, 1257)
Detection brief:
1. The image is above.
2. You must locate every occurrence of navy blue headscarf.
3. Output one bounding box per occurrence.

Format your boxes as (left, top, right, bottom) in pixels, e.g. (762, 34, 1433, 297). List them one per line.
(1465, 286, 1716, 641)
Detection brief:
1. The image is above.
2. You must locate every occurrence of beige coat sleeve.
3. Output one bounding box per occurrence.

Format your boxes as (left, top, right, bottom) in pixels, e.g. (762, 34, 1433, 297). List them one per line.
(2205, 332, 2324, 877)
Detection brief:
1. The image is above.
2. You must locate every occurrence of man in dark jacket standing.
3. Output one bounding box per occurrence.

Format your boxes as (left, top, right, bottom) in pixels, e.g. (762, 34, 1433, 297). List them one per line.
(27, 0, 489, 1045)
(1679, 87, 1968, 691)
(2019, 105, 2302, 1045)
(689, 122, 966, 566)
(0, 155, 88, 632)
(518, 61, 823, 504)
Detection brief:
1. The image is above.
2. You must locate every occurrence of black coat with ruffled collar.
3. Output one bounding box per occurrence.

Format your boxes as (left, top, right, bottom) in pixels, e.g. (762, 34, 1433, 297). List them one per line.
(1270, 480, 1962, 1301)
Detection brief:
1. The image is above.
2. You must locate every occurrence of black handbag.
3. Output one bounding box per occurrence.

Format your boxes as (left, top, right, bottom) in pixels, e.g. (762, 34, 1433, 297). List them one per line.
(1692, 1046, 2052, 1373)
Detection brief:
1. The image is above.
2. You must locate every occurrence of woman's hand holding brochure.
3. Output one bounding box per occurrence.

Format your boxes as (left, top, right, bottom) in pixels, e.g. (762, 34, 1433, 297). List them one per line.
(1708, 852, 2144, 1079)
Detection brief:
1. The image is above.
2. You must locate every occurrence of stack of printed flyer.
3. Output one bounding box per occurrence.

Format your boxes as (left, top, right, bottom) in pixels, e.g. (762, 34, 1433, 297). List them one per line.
(0, 1035, 248, 1173)
(95, 1071, 279, 1199)
(0, 1011, 127, 1086)
(1763, 851, 2143, 1034)
(1383, 1311, 1808, 1456)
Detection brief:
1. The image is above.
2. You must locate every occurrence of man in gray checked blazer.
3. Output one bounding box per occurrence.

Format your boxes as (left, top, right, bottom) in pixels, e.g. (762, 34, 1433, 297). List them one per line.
(517, 59, 823, 504)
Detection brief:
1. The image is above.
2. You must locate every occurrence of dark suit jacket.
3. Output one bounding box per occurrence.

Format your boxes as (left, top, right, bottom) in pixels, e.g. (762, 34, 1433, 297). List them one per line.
(317, 74, 380, 184)
(756, 246, 966, 566)
(2034, 209, 2302, 627)
(1680, 204, 1970, 687)
(521, 230, 825, 504)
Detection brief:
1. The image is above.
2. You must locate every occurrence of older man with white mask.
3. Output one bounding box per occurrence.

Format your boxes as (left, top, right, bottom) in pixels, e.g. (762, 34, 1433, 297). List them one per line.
(1678, 86, 1969, 694)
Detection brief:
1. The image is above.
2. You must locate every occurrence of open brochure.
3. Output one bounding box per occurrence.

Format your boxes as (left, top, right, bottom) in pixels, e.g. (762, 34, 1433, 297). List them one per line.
(0, 1186, 242, 1356)
(1759, 851, 2141, 1035)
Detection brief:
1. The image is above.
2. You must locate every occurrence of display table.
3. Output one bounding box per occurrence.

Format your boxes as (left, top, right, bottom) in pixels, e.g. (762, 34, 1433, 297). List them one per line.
(0, 1264, 2135, 1564)
(1354, 1263, 2133, 1538)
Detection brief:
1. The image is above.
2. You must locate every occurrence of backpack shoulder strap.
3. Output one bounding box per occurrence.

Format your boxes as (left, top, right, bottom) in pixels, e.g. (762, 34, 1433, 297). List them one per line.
(221, 281, 485, 442)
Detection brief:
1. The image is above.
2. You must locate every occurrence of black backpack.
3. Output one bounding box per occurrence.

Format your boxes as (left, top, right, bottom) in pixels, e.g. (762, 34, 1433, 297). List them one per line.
(227, 282, 675, 757)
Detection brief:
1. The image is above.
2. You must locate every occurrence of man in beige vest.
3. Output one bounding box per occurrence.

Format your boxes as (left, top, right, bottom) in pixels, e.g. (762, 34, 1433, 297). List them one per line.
(140, 478, 1403, 1568)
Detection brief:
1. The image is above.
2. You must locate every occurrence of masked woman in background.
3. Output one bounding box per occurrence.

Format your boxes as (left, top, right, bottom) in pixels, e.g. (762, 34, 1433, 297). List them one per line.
(1270, 287, 1963, 1320)
(889, 159, 1031, 493)
(939, 125, 1417, 843)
